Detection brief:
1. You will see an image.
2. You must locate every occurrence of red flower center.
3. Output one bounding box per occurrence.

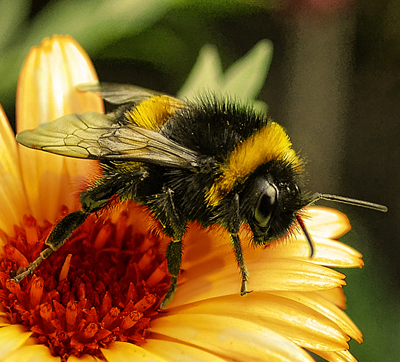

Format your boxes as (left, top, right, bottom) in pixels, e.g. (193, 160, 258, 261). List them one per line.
(0, 203, 170, 361)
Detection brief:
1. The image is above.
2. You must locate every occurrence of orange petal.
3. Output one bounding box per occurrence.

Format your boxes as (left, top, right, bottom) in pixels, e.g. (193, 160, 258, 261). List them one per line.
(17, 36, 102, 132)
(0, 106, 29, 235)
(16, 36, 103, 222)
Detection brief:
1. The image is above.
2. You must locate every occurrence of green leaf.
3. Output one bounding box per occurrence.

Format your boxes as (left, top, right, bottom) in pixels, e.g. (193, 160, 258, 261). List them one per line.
(222, 39, 273, 100)
(177, 44, 223, 99)
(178, 39, 273, 110)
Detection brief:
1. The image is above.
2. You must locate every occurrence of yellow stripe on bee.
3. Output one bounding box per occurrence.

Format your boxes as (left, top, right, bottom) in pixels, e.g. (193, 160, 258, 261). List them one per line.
(125, 95, 185, 130)
(206, 122, 302, 206)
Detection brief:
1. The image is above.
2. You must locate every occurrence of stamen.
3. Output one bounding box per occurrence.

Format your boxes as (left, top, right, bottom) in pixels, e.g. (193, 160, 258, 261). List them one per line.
(58, 254, 72, 282)
(120, 310, 143, 330)
(0, 205, 170, 360)
(4, 244, 28, 267)
(82, 323, 98, 339)
(134, 294, 157, 312)
(102, 307, 120, 329)
(40, 302, 53, 324)
(29, 276, 44, 308)
(66, 301, 78, 330)
(93, 222, 113, 249)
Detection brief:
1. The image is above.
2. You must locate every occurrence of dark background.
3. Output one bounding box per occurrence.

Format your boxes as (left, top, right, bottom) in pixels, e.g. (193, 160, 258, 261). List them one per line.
(0, 1, 398, 361)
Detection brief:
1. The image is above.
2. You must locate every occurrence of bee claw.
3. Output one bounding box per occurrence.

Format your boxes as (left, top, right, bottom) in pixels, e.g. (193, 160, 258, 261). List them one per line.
(240, 279, 253, 296)
(159, 275, 178, 309)
(11, 268, 31, 283)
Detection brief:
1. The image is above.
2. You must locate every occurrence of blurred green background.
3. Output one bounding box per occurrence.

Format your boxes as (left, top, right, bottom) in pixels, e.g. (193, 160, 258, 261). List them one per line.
(0, 0, 399, 361)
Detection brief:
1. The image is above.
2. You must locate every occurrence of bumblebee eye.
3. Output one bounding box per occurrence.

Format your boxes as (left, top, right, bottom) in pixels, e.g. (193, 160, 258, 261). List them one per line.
(254, 181, 278, 228)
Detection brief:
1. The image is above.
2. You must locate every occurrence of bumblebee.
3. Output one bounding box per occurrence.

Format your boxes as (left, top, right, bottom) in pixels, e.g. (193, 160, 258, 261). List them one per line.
(14, 83, 387, 308)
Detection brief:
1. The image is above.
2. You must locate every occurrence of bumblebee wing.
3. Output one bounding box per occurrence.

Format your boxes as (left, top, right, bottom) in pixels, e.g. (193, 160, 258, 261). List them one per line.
(16, 112, 199, 170)
(77, 82, 164, 105)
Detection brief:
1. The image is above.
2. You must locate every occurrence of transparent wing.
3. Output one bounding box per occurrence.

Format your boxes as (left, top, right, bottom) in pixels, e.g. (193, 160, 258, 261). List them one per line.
(77, 82, 164, 105)
(16, 111, 199, 170)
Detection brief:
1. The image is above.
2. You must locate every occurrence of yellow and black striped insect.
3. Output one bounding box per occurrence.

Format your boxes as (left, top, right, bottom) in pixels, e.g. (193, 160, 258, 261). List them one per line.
(13, 83, 387, 308)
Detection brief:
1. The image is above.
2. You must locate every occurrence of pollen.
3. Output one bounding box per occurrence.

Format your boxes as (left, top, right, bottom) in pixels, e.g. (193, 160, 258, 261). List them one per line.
(0, 203, 170, 361)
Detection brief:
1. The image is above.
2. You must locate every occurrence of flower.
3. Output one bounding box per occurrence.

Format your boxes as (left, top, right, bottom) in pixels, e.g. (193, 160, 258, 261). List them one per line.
(0, 36, 363, 362)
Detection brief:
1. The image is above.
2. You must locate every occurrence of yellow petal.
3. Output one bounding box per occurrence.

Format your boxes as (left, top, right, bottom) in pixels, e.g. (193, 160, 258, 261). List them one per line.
(263, 234, 363, 268)
(0, 325, 32, 359)
(269, 291, 362, 343)
(16, 36, 103, 222)
(246, 259, 346, 292)
(309, 236, 363, 268)
(181, 207, 355, 278)
(142, 339, 227, 362)
(150, 314, 316, 362)
(0, 106, 29, 235)
(3, 344, 59, 362)
(166, 293, 350, 351)
(172, 258, 346, 307)
(101, 341, 168, 362)
(0, 316, 12, 326)
(311, 348, 358, 362)
(303, 207, 350, 239)
(316, 288, 347, 310)
(68, 354, 101, 361)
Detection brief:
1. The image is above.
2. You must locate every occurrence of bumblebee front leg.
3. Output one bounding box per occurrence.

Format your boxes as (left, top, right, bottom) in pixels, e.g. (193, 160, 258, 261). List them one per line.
(226, 193, 250, 296)
(11, 210, 89, 282)
(11, 178, 117, 283)
(230, 233, 250, 296)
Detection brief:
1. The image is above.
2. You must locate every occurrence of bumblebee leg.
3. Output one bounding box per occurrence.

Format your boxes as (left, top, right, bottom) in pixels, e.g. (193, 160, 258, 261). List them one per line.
(158, 188, 185, 309)
(11, 210, 88, 282)
(230, 233, 250, 296)
(160, 239, 182, 309)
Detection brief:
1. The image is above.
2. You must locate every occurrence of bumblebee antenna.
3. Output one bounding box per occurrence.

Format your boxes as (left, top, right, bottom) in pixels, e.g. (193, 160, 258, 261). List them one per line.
(310, 193, 388, 213)
(298, 193, 387, 258)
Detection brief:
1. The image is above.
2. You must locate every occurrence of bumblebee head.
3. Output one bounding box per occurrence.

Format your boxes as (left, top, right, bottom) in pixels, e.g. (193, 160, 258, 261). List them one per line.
(204, 119, 308, 246)
(238, 160, 308, 245)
